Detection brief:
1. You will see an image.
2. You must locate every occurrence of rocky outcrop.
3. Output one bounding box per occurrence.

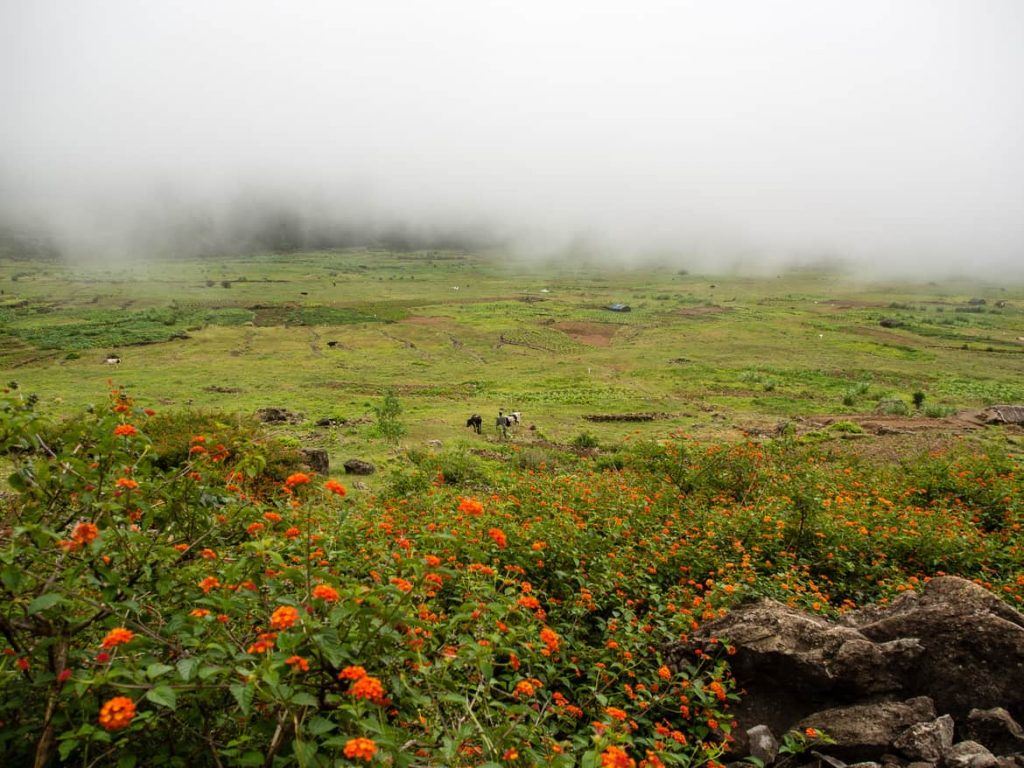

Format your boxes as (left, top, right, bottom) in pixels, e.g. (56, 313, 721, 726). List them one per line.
(840, 577, 1024, 720)
(964, 710, 1024, 758)
(665, 577, 1024, 767)
(796, 698, 936, 761)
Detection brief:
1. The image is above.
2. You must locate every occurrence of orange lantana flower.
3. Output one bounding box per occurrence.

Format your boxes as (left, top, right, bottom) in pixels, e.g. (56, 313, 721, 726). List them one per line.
(343, 737, 377, 762)
(98, 696, 136, 731)
(100, 627, 135, 649)
(270, 605, 300, 630)
(312, 584, 340, 603)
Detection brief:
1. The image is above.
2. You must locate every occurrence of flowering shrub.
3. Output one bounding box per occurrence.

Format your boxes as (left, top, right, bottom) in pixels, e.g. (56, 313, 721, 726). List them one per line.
(0, 387, 1021, 766)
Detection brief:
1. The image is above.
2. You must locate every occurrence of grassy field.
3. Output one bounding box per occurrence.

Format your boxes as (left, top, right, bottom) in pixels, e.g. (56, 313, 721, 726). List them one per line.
(2, 249, 1024, 766)
(2, 249, 1023, 473)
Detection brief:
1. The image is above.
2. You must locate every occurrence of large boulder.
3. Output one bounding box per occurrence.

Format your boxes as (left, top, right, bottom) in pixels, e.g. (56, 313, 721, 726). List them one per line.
(796, 697, 936, 761)
(841, 577, 1024, 721)
(665, 598, 920, 739)
(964, 709, 1024, 757)
(665, 577, 1024, 760)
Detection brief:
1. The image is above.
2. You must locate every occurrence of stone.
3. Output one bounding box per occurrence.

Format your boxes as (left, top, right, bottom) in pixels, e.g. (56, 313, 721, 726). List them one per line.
(256, 407, 303, 424)
(798, 697, 936, 761)
(747, 725, 779, 764)
(944, 742, 999, 768)
(301, 449, 329, 474)
(665, 599, 920, 741)
(965, 709, 1024, 757)
(343, 459, 376, 475)
(892, 715, 954, 762)
(842, 577, 1024, 721)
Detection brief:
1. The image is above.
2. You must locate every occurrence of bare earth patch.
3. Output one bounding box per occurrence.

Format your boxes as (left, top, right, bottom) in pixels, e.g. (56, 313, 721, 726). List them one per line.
(401, 315, 451, 327)
(551, 321, 618, 346)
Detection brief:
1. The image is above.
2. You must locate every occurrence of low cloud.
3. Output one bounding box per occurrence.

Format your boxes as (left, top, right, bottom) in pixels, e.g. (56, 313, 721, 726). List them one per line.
(2, 1, 1022, 277)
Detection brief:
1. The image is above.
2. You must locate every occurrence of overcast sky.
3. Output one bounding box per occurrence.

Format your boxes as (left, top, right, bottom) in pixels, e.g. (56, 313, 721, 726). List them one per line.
(1, 0, 1023, 273)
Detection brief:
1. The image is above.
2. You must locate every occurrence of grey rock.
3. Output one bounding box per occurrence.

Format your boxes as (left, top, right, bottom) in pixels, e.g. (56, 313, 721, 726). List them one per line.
(664, 599, 918, 742)
(747, 725, 779, 764)
(944, 742, 999, 768)
(343, 459, 376, 475)
(965, 709, 1024, 757)
(798, 697, 936, 761)
(256, 407, 303, 424)
(848, 763, 882, 768)
(842, 577, 1024, 720)
(893, 715, 954, 762)
(301, 448, 329, 474)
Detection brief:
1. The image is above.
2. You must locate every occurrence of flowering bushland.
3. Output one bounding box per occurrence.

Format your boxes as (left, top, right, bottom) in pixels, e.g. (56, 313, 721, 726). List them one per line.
(1, 387, 1021, 766)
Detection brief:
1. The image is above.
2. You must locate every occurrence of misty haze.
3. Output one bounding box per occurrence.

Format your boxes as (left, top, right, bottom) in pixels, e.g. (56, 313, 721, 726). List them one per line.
(2, 1, 1023, 274)
(2, 3, 1024, 768)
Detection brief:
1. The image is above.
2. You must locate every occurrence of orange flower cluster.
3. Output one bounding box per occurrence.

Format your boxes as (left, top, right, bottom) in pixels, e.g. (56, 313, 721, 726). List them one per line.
(98, 696, 136, 731)
(324, 479, 347, 496)
(115, 477, 139, 490)
(100, 627, 135, 649)
(343, 737, 377, 761)
(346, 671, 387, 705)
(285, 655, 310, 672)
(488, 527, 508, 549)
(390, 577, 413, 593)
(72, 521, 99, 546)
(600, 746, 635, 768)
(338, 665, 367, 681)
(247, 632, 277, 655)
(539, 626, 560, 655)
(285, 472, 311, 488)
(113, 424, 138, 437)
(458, 497, 484, 515)
(312, 584, 340, 602)
(270, 605, 300, 630)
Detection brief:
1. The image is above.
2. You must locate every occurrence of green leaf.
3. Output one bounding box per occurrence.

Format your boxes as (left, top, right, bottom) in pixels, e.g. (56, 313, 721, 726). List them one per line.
(290, 691, 318, 707)
(177, 657, 198, 682)
(230, 683, 253, 715)
(58, 738, 79, 761)
(146, 663, 174, 680)
(145, 685, 177, 710)
(28, 592, 62, 614)
(305, 716, 336, 736)
(1, 565, 23, 591)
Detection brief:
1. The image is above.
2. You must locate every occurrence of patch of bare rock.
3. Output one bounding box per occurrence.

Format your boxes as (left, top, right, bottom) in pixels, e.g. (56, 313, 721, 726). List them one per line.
(664, 576, 1024, 768)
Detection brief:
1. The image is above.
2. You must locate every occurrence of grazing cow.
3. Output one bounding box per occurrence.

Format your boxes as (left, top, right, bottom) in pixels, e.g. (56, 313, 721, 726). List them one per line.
(466, 414, 483, 434)
(508, 411, 522, 426)
(104, 355, 121, 365)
